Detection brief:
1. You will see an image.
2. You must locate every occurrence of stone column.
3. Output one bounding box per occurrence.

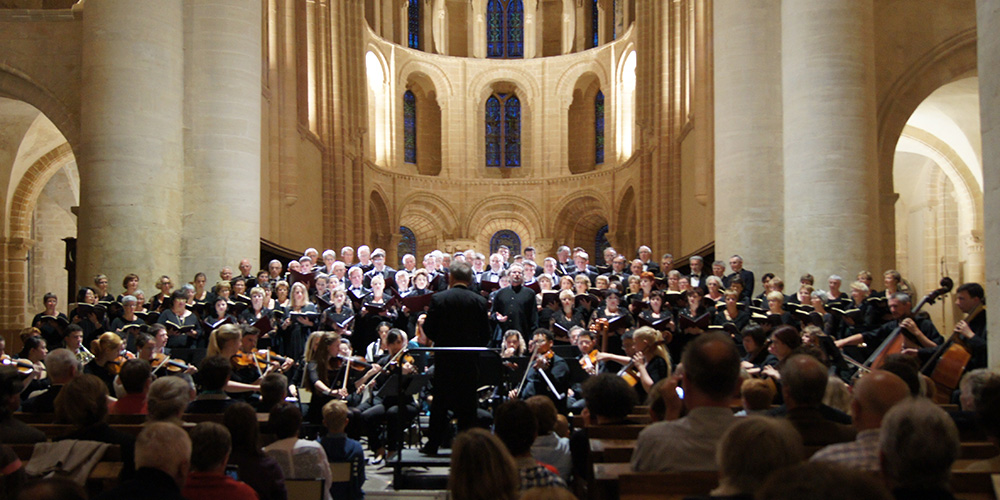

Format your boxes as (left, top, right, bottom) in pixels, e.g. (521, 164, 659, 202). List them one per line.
(78, 0, 184, 286)
(472, 0, 486, 58)
(432, 0, 446, 55)
(561, 0, 574, 54)
(714, 0, 783, 275)
(524, 0, 537, 58)
(978, 0, 1000, 368)
(782, 0, 877, 282)
(183, 0, 262, 278)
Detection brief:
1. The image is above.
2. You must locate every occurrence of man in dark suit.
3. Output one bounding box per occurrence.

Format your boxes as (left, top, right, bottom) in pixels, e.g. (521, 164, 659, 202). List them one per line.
(688, 255, 710, 292)
(491, 264, 539, 343)
(420, 261, 492, 455)
(572, 251, 599, 286)
(723, 254, 755, 299)
(362, 248, 395, 288)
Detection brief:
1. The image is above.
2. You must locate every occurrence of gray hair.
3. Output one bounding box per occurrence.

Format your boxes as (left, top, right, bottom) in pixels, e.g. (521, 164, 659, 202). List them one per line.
(891, 292, 911, 304)
(136, 422, 192, 472)
(690, 255, 703, 263)
(879, 398, 959, 489)
(828, 275, 842, 282)
(706, 276, 723, 287)
(147, 375, 194, 422)
(810, 290, 829, 302)
(717, 417, 804, 495)
(121, 295, 137, 306)
(44, 349, 82, 383)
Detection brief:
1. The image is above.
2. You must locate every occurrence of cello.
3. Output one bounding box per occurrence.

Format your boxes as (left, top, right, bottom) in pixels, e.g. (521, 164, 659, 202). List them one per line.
(920, 303, 983, 403)
(863, 277, 953, 371)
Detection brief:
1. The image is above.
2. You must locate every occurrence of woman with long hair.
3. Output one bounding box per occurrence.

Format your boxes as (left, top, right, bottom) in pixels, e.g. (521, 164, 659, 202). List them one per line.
(224, 402, 287, 500)
(85, 332, 125, 394)
(275, 282, 316, 365)
(448, 428, 519, 500)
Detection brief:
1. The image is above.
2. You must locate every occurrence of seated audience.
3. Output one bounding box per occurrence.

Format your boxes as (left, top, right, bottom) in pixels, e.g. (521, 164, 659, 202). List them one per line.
(448, 428, 519, 500)
(147, 375, 194, 426)
(224, 402, 287, 500)
(53, 374, 135, 477)
(779, 354, 856, 447)
(318, 400, 365, 500)
(570, 374, 639, 480)
(21, 348, 80, 414)
(187, 356, 236, 414)
(526, 395, 571, 481)
(756, 462, 893, 500)
(493, 399, 567, 491)
(0, 366, 45, 443)
(698, 416, 804, 499)
(109, 358, 152, 415)
(631, 332, 741, 472)
(879, 398, 961, 500)
(263, 402, 332, 500)
(258, 372, 288, 415)
(968, 377, 1000, 471)
(735, 378, 776, 416)
(14, 477, 86, 500)
(94, 422, 191, 500)
(181, 422, 258, 500)
(811, 370, 910, 471)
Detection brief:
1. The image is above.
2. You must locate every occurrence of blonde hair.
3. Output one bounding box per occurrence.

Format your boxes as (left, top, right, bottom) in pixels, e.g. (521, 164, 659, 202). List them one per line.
(322, 400, 349, 433)
(558, 289, 575, 301)
(207, 324, 242, 357)
(449, 428, 518, 500)
(632, 326, 671, 375)
(290, 281, 310, 308)
(90, 331, 123, 357)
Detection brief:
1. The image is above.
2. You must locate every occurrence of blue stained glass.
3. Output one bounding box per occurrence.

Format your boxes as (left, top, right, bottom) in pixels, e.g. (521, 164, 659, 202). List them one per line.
(408, 0, 420, 49)
(486, 96, 502, 167)
(595, 225, 610, 265)
(490, 230, 521, 257)
(612, 0, 617, 40)
(595, 91, 605, 164)
(398, 226, 417, 265)
(487, 0, 504, 58)
(592, 0, 599, 48)
(403, 91, 416, 164)
(504, 95, 521, 167)
(507, 0, 524, 58)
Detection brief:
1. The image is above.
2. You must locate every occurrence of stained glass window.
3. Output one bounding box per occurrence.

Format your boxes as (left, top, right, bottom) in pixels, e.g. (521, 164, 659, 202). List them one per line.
(487, 0, 524, 59)
(398, 226, 417, 265)
(592, 0, 599, 48)
(486, 95, 502, 167)
(490, 230, 521, 257)
(595, 225, 610, 266)
(403, 91, 416, 163)
(408, 0, 420, 49)
(612, 0, 617, 40)
(486, 93, 520, 168)
(595, 91, 605, 164)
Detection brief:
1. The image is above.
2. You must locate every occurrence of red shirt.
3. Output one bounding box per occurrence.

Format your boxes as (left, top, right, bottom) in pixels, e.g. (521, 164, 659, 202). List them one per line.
(182, 471, 259, 500)
(108, 393, 148, 415)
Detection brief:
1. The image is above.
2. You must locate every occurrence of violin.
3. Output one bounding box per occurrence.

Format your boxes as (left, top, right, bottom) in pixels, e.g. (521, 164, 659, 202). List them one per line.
(106, 354, 132, 375)
(580, 349, 599, 374)
(591, 318, 611, 356)
(2, 357, 35, 378)
(152, 353, 193, 374)
(335, 354, 372, 371)
(255, 349, 295, 370)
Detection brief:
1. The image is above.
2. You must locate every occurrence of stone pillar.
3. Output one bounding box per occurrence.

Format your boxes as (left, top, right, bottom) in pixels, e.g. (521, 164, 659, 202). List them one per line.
(978, 0, 1000, 368)
(782, 0, 877, 282)
(714, 0, 783, 275)
(78, 0, 184, 286)
(432, 0, 446, 55)
(561, 0, 574, 54)
(524, 0, 537, 58)
(472, 0, 486, 58)
(183, 0, 262, 278)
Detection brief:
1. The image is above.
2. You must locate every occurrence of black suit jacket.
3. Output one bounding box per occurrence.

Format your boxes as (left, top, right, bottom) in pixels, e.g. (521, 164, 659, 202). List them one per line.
(723, 269, 755, 299)
(423, 284, 492, 379)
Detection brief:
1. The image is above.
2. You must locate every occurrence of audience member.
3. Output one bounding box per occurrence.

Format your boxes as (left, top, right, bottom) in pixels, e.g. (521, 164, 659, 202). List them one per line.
(493, 399, 567, 490)
(631, 332, 740, 472)
(224, 402, 287, 500)
(187, 356, 236, 413)
(94, 422, 191, 500)
(1, 444, 28, 500)
(14, 477, 86, 500)
(181, 422, 258, 500)
(109, 359, 152, 415)
(811, 370, 910, 470)
(756, 462, 893, 500)
(698, 416, 804, 499)
(526, 395, 571, 481)
(570, 374, 639, 480)
(263, 402, 332, 500)
(0, 366, 45, 443)
(735, 378, 775, 416)
(21, 348, 80, 414)
(779, 354, 856, 447)
(318, 400, 365, 500)
(879, 398, 960, 500)
(968, 377, 1000, 471)
(147, 375, 194, 426)
(258, 372, 288, 414)
(53, 374, 135, 476)
(448, 428, 519, 500)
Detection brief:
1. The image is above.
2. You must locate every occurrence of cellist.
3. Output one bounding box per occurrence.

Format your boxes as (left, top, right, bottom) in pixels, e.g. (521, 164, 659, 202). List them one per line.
(922, 282, 987, 371)
(835, 292, 942, 353)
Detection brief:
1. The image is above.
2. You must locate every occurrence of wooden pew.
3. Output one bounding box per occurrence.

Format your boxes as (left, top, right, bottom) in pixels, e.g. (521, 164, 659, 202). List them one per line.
(961, 442, 1000, 460)
(31, 424, 147, 439)
(572, 413, 651, 428)
(618, 471, 720, 500)
(585, 424, 646, 440)
(949, 471, 1000, 500)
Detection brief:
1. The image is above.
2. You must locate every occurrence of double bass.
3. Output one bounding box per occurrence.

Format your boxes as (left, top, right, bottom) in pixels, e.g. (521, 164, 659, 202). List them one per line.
(863, 277, 953, 371)
(921, 303, 984, 403)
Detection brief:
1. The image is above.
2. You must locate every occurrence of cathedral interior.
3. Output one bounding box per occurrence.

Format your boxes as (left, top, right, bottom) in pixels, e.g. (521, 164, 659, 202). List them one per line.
(0, 0, 996, 361)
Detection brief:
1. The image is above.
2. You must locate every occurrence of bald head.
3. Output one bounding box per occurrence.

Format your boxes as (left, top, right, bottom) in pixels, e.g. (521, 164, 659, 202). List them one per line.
(852, 370, 910, 431)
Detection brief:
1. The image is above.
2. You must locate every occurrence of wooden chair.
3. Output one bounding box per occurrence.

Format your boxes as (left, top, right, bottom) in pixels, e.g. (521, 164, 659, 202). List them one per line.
(618, 470, 720, 500)
(284, 478, 326, 500)
(949, 471, 1000, 500)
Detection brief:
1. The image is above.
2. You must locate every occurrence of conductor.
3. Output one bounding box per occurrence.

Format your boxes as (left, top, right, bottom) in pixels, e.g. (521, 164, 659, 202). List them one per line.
(420, 260, 492, 456)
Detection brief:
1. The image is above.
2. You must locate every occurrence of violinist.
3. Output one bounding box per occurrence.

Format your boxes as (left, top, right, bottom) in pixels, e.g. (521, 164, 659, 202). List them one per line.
(301, 332, 353, 425)
(947, 282, 987, 370)
(16, 335, 48, 398)
(158, 289, 201, 348)
(85, 332, 126, 394)
(835, 292, 942, 354)
(32, 292, 68, 350)
(576, 330, 599, 376)
(356, 329, 420, 464)
(595, 327, 671, 401)
(511, 329, 570, 413)
(205, 324, 270, 395)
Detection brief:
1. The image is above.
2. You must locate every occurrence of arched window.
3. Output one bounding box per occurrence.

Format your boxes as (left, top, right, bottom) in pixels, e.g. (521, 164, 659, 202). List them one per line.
(408, 0, 420, 49)
(487, 0, 524, 59)
(486, 93, 521, 167)
(490, 230, 521, 256)
(403, 90, 416, 164)
(591, 0, 599, 48)
(595, 225, 610, 266)
(398, 226, 417, 264)
(595, 91, 605, 164)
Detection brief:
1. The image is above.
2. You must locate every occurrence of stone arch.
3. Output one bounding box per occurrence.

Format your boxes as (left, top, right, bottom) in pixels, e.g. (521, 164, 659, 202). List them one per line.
(397, 191, 460, 236)
(567, 71, 604, 174)
(366, 47, 393, 166)
(368, 188, 393, 255)
(0, 64, 79, 151)
(551, 193, 609, 256)
(402, 71, 443, 175)
(613, 184, 636, 255)
(478, 80, 533, 175)
(470, 66, 541, 104)
(9, 143, 75, 241)
(466, 194, 543, 245)
(875, 28, 977, 270)
(397, 58, 455, 98)
(555, 60, 610, 101)
(615, 44, 637, 161)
